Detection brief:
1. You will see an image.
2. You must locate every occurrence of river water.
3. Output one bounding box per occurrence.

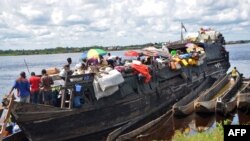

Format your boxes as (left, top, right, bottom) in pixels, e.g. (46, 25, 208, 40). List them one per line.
(0, 43, 250, 140)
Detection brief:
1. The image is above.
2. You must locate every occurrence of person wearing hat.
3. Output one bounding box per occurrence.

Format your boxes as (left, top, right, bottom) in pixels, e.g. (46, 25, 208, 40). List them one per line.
(9, 71, 30, 103)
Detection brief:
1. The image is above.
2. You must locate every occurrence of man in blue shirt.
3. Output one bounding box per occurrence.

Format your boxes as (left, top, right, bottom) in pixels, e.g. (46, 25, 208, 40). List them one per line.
(9, 71, 30, 103)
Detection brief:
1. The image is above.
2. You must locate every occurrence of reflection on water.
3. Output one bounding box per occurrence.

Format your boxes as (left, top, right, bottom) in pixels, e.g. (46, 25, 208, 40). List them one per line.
(133, 110, 250, 141)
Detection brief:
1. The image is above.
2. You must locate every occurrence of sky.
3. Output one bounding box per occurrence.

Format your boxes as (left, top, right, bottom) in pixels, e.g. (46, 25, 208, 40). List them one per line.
(0, 0, 250, 50)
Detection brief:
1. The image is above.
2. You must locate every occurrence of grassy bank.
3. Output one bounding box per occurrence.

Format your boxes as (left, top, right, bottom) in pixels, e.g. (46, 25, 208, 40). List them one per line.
(172, 123, 223, 141)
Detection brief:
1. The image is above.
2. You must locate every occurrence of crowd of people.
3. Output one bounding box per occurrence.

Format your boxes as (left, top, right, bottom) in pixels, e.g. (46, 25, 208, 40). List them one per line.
(6, 53, 126, 105)
(8, 69, 54, 105)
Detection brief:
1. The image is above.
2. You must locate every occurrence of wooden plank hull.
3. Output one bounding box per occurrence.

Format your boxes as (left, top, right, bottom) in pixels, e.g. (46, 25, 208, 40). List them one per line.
(173, 101, 195, 116)
(173, 77, 215, 116)
(12, 85, 190, 141)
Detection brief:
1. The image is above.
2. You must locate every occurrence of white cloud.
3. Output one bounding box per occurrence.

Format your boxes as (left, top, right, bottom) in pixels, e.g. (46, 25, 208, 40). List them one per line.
(67, 15, 82, 22)
(20, 6, 43, 20)
(117, 30, 126, 37)
(0, 0, 250, 50)
(136, 0, 166, 17)
(51, 8, 63, 25)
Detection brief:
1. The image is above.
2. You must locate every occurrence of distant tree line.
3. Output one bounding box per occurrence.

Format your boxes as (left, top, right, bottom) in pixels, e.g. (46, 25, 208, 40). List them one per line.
(226, 40, 250, 45)
(0, 43, 161, 56)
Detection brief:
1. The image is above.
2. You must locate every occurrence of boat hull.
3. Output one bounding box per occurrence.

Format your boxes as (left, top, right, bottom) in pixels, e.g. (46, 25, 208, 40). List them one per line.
(12, 85, 190, 141)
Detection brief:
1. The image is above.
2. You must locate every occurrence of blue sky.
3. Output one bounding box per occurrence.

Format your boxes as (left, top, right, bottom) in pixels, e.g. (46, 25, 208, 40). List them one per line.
(0, 0, 250, 50)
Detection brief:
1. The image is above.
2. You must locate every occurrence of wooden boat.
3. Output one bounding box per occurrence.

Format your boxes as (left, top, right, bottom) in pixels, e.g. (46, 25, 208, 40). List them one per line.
(237, 79, 250, 111)
(172, 77, 216, 116)
(215, 73, 242, 115)
(10, 32, 231, 141)
(108, 110, 196, 141)
(194, 73, 234, 114)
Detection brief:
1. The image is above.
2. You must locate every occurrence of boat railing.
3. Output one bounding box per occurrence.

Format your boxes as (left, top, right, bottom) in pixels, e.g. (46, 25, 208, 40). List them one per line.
(60, 73, 95, 109)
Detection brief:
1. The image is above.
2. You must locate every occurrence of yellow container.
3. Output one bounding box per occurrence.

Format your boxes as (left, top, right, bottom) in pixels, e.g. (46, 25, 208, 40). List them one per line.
(181, 59, 188, 67)
(188, 58, 193, 65)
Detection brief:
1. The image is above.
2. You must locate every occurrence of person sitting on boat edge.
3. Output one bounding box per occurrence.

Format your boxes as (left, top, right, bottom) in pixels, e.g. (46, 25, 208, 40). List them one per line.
(29, 72, 41, 104)
(59, 64, 70, 81)
(40, 69, 54, 105)
(231, 67, 239, 81)
(8, 71, 30, 103)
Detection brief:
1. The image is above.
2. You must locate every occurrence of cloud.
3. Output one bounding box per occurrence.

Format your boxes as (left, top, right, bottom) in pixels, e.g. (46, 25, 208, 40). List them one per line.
(0, 0, 250, 50)
(51, 8, 63, 25)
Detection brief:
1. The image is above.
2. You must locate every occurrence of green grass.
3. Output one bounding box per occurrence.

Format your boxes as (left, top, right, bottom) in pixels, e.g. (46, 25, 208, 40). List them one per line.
(172, 123, 224, 141)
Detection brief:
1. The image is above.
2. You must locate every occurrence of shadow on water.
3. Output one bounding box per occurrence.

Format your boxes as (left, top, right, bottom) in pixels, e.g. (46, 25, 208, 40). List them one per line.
(128, 110, 250, 141)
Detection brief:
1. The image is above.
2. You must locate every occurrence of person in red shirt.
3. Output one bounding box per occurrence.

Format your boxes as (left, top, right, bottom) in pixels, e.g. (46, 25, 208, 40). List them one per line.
(29, 72, 41, 104)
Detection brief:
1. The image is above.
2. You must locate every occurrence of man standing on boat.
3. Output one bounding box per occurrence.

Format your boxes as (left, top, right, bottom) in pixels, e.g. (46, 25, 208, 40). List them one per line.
(40, 69, 54, 105)
(8, 72, 30, 103)
(29, 72, 41, 104)
(67, 57, 72, 70)
(231, 67, 239, 81)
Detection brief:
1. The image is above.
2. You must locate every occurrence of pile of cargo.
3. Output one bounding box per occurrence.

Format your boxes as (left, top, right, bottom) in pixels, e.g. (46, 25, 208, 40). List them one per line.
(185, 28, 223, 43)
(168, 43, 206, 70)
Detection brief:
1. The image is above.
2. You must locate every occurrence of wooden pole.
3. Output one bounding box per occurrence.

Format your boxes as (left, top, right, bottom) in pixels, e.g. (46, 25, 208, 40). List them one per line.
(24, 59, 31, 75)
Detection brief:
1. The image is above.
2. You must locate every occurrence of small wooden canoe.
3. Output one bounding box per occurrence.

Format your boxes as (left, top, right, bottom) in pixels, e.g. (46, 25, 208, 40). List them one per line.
(194, 74, 233, 114)
(215, 73, 242, 115)
(237, 79, 250, 111)
(172, 77, 216, 116)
